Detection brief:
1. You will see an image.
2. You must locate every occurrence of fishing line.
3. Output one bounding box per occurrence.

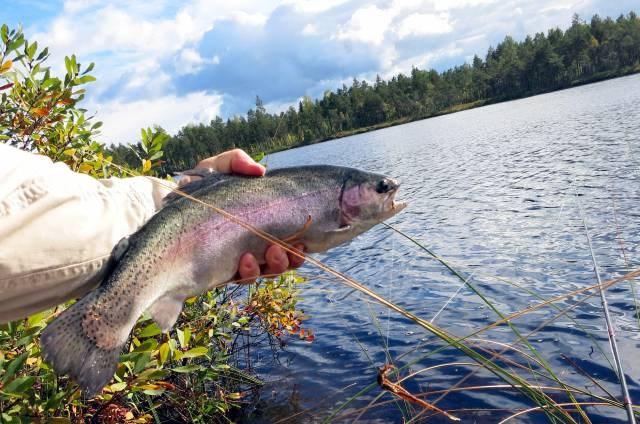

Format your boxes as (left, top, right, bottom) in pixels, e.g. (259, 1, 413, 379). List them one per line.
(430, 271, 475, 324)
(95, 157, 639, 420)
(574, 188, 636, 424)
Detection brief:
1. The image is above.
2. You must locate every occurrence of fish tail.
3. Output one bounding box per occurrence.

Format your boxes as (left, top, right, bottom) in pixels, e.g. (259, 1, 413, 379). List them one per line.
(40, 296, 123, 396)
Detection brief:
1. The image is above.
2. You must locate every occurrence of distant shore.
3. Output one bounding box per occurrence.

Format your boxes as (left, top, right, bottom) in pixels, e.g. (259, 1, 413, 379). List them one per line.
(282, 65, 640, 151)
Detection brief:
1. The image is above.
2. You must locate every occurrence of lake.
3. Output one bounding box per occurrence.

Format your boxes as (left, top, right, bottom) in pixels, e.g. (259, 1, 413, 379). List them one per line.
(243, 74, 640, 423)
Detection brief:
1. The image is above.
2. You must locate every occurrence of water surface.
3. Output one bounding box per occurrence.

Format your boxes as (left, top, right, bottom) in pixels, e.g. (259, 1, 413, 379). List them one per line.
(245, 74, 640, 423)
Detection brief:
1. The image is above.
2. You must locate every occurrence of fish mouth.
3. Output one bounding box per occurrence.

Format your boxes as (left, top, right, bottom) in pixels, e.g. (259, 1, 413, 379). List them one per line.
(383, 186, 407, 217)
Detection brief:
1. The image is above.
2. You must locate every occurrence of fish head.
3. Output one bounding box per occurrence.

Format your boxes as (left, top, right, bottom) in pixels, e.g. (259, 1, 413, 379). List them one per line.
(289, 166, 408, 253)
(340, 169, 407, 228)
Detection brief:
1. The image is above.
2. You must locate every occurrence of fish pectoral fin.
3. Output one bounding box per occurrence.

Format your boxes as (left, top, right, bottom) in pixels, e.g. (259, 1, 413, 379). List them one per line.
(148, 295, 184, 332)
(304, 225, 355, 253)
(282, 215, 313, 243)
(332, 224, 352, 233)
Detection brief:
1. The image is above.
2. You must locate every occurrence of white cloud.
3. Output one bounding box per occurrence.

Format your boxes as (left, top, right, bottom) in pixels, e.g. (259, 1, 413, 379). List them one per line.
(396, 12, 453, 38)
(285, 0, 350, 13)
(93, 92, 224, 143)
(302, 23, 318, 35)
(177, 49, 220, 75)
(229, 10, 268, 26)
(382, 42, 463, 78)
(391, 0, 426, 11)
(336, 5, 394, 45)
(63, 0, 101, 13)
(431, 0, 497, 11)
(20, 0, 626, 143)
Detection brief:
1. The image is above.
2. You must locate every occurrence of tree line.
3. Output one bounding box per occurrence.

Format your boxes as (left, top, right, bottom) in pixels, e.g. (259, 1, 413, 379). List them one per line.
(108, 12, 640, 173)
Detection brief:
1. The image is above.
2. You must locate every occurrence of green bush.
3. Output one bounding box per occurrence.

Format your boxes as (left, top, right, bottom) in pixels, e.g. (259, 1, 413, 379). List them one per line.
(0, 25, 311, 423)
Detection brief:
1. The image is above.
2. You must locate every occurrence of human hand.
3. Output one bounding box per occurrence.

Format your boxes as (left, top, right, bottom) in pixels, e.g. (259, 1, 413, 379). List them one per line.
(178, 149, 305, 284)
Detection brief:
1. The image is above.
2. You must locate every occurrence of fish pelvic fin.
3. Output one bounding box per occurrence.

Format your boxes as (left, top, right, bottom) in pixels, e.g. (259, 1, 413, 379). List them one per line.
(40, 296, 123, 396)
(148, 295, 184, 332)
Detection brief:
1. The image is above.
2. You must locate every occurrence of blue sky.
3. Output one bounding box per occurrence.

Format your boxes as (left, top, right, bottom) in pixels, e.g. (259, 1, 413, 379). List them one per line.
(1, 0, 637, 143)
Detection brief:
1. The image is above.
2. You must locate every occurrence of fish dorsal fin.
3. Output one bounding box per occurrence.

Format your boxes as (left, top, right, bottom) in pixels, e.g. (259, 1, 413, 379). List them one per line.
(111, 236, 130, 262)
(163, 172, 235, 206)
(147, 295, 184, 332)
(100, 236, 131, 283)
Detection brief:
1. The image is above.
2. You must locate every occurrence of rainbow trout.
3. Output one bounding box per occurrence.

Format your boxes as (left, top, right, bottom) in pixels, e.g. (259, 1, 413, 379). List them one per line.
(41, 165, 407, 394)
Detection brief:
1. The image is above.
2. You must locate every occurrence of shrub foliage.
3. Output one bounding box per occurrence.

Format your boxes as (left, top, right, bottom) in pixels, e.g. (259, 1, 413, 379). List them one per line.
(0, 26, 310, 423)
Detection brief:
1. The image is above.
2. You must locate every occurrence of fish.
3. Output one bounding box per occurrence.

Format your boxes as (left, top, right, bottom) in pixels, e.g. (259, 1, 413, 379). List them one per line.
(40, 165, 407, 394)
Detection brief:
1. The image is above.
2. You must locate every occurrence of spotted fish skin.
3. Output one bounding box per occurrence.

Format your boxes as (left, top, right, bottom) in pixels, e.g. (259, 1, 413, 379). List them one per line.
(40, 165, 406, 394)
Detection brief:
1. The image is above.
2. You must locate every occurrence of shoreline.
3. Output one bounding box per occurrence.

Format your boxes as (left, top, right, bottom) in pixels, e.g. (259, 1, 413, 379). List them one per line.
(259, 65, 640, 157)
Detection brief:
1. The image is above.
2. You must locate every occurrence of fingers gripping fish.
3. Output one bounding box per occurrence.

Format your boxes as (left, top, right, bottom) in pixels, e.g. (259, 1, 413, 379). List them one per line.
(40, 165, 407, 394)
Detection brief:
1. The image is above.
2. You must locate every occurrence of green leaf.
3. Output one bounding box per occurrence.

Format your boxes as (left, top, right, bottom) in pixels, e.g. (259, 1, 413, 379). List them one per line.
(26, 310, 48, 327)
(143, 388, 165, 396)
(180, 346, 209, 359)
(64, 56, 72, 75)
(83, 62, 95, 74)
(7, 35, 25, 52)
(176, 327, 191, 349)
(149, 151, 163, 161)
(108, 381, 127, 392)
(138, 323, 161, 338)
(44, 390, 69, 410)
(2, 352, 28, 383)
(140, 128, 148, 147)
(0, 24, 8, 43)
(36, 46, 49, 61)
(3, 376, 35, 394)
(1, 414, 18, 424)
(74, 75, 96, 85)
(135, 368, 169, 381)
(133, 339, 158, 353)
(172, 364, 203, 373)
(26, 41, 37, 59)
(133, 352, 151, 374)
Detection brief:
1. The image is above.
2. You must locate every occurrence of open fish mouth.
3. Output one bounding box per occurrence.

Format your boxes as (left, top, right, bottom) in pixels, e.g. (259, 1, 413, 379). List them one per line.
(383, 187, 407, 216)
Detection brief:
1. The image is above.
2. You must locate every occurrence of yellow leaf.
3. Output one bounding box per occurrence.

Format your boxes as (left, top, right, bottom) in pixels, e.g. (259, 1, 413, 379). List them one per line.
(0, 60, 12, 73)
(159, 342, 169, 365)
(63, 148, 76, 156)
(142, 159, 151, 173)
(31, 107, 50, 117)
(79, 163, 93, 173)
(108, 381, 127, 392)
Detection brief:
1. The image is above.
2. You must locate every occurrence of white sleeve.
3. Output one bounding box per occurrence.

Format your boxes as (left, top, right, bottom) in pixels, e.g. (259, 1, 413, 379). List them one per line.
(0, 143, 177, 323)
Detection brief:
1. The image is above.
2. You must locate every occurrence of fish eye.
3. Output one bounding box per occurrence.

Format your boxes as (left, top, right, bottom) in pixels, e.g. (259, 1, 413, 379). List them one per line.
(376, 179, 392, 194)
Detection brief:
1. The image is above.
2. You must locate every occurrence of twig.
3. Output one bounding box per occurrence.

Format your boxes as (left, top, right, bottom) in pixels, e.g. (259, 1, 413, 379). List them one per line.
(377, 364, 460, 421)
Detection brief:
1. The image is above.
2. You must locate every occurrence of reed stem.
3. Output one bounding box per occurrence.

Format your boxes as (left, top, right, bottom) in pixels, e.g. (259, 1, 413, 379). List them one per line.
(576, 192, 636, 424)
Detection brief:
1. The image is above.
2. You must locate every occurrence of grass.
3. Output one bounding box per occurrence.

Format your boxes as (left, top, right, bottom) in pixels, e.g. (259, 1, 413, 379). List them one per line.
(46, 156, 640, 423)
(317, 224, 640, 423)
(156, 172, 640, 423)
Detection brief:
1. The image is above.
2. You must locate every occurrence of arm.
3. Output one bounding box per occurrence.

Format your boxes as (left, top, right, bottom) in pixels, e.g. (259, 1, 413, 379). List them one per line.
(0, 145, 303, 323)
(0, 143, 173, 322)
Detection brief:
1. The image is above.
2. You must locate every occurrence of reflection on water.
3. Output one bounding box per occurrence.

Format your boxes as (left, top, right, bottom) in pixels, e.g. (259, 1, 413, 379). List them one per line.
(244, 74, 640, 423)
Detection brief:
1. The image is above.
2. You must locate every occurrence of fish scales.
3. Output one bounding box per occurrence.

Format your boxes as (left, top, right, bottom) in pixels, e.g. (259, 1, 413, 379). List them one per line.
(40, 165, 407, 394)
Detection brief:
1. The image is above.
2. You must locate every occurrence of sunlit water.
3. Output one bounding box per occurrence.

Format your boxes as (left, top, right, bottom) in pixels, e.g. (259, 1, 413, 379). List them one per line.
(240, 74, 640, 423)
